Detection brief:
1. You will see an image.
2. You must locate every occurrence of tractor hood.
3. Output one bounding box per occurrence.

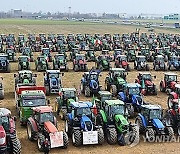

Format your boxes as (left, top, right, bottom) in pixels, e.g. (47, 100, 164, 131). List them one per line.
(44, 121, 58, 133)
(145, 80, 153, 86)
(132, 95, 143, 105)
(152, 119, 164, 129)
(90, 80, 99, 90)
(115, 114, 129, 126)
(117, 77, 126, 85)
(80, 115, 93, 131)
(102, 59, 108, 66)
(170, 81, 176, 89)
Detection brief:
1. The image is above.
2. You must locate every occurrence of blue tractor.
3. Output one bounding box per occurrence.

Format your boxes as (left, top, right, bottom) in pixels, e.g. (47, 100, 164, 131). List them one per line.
(44, 70, 63, 95)
(167, 55, 180, 71)
(65, 101, 104, 146)
(135, 104, 174, 141)
(0, 54, 10, 73)
(81, 69, 102, 97)
(118, 83, 144, 118)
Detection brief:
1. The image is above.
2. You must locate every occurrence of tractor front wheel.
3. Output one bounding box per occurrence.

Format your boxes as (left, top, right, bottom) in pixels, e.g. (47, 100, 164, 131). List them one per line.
(167, 95, 174, 109)
(110, 85, 117, 96)
(27, 122, 36, 141)
(160, 82, 165, 92)
(127, 104, 135, 118)
(72, 130, 82, 146)
(135, 116, 145, 133)
(37, 134, 45, 152)
(85, 86, 91, 97)
(9, 134, 21, 154)
(165, 127, 174, 141)
(97, 127, 104, 145)
(62, 132, 69, 149)
(145, 128, 155, 142)
(107, 127, 117, 145)
(129, 125, 139, 145)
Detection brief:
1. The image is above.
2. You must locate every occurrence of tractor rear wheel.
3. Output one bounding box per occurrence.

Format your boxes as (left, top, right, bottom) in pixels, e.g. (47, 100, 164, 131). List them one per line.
(9, 134, 21, 154)
(105, 79, 110, 91)
(167, 95, 174, 109)
(37, 134, 45, 152)
(27, 122, 36, 141)
(72, 130, 82, 146)
(60, 109, 67, 120)
(7, 65, 10, 73)
(107, 127, 117, 145)
(160, 82, 165, 92)
(62, 132, 69, 149)
(110, 85, 117, 96)
(127, 104, 135, 118)
(85, 86, 91, 97)
(153, 86, 157, 95)
(129, 125, 139, 145)
(145, 128, 155, 142)
(37, 65, 41, 72)
(135, 116, 145, 133)
(165, 127, 174, 141)
(65, 119, 71, 136)
(97, 127, 104, 145)
(146, 64, 150, 71)
(45, 86, 50, 96)
(74, 65, 78, 72)
(0, 90, 4, 100)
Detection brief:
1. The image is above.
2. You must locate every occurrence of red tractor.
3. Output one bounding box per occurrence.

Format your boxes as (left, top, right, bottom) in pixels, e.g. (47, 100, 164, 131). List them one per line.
(73, 54, 88, 72)
(114, 55, 131, 71)
(135, 72, 157, 95)
(0, 108, 21, 154)
(160, 73, 178, 94)
(27, 106, 68, 152)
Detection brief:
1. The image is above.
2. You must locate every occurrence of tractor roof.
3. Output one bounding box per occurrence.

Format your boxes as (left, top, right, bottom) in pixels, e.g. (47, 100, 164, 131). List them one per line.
(32, 106, 52, 113)
(175, 84, 180, 89)
(76, 54, 84, 57)
(141, 104, 162, 110)
(84, 72, 98, 75)
(21, 90, 45, 96)
(70, 101, 92, 108)
(0, 54, 8, 57)
(110, 68, 125, 72)
(55, 54, 64, 57)
(18, 70, 32, 74)
(126, 83, 141, 88)
(156, 55, 164, 58)
(164, 72, 177, 76)
(98, 91, 112, 96)
(118, 55, 126, 57)
(61, 88, 76, 92)
(105, 99, 124, 106)
(136, 55, 146, 58)
(139, 72, 151, 75)
(46, 70, 60, 74)
(0, 108, 11, 117)
(42, 48, 49, 50)
(19, 55, 28, 58)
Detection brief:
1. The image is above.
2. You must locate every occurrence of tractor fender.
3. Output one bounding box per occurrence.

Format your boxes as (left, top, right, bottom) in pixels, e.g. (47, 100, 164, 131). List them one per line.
(67, 113, 73, 121)
(135, 79, 140, 84)
(152, 119, 165, 129)
(169, 92, 178, 99)
(80, 115, 93, 131)
(28, 117, 38, 133)
(137, 113, 147, 128)
(132, 95, 142, 105)
(160, 80, 165, 89)
(81, 77, 85, 83)
(118, 92, 126, 101)
(9, 118, 16, 134)
(99, 110, 107, 123)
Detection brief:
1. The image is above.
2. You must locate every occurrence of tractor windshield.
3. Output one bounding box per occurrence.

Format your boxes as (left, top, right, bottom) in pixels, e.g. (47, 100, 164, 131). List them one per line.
(149, 109, 162, 119)
(110, 104, 124, 116)
(0, 116, 9, 132)
(64, 90, 75, 98)
(7, 49, 13, 53)
(168, 75, 177, 82)
(49, 73, 59, 78)
(89, 74, 98, 80)
(22, 98, 46, 107)
(0, 56, 7, 60)
(20, 57, 28, 62)
(142, 74, 152, 80)
(114, 71, 124, 77)
(76, 55, 84, 60)
(57, 56, 64, 60)
(128, 87, 140, 95)
(120, 56, 127, 61)
(43, 49, 50, 54)
(76, 107, 91, 117)
(139, 57, 146, 62)
(40, 112, 54, 123)
(101, 95, 112, 102)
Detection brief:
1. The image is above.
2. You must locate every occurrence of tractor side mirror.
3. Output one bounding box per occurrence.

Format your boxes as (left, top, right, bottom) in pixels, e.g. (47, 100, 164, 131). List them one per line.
(14, 74, 17, 77)
(13, 116, 17, 121)
(61, 73, 64, 76)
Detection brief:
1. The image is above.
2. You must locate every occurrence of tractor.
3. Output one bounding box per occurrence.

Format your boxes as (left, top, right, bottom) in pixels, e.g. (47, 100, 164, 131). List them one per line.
(135, 104, 174, 142)
(70, 48, 80, 61)
(96, 99, 139, 145)
(18, 56, 30, 71)
(44, 70, 63, 95)
(138, 48, 153, 62)
(80, 69, 102, 97)
(55, 88, 78, 119)
(27, 106, 68, 152)
(53, 54, 68, 71)
(114, 55, 131, 71)
(160, 72, 178, 94)
(126, 48, 136, 62)
(85, 49, 96, 62)
(167, 55, 180, 71)
(118, 83, 144, 118)
(21, 47, 33, 62)
(152, 48, 168, 62)
(15, 86, 47, 125)
(0, 54, 10, 73)
(41, 48, 52, 62)
(14, 70, 37, 89)
(101, 50, 113, 61)
(135, 72, 157, 95)
(6, 48, 16, 62)
(134, 56, 150, 71)
(0, 108, 21, 154)
(0, 77, 4, 99)
(153, 55, 167, 71)
(96, 55, 111, 71)
(73, 54, 88, 72)
(65, 101, 104, 146)
(113, 49, 123, 60)
(105, 68, 127, 96)
(35, 56, 49, 72)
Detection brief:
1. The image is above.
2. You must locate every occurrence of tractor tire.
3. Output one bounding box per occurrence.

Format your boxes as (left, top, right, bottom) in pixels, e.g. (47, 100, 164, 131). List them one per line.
(80, 82, 84, 93)
(110, 85, 117, 96)
(27, 122, 36, 141)
(118, 134, 126, 146)
(97, 127, 104, 145)
(74, 65, 78, 72)
(37, 65, 41, 72)
(0, 90, 4, 100)
(7, 64, 10, 73)
(65, 118, 71, 136)
(164, 65, 168, 71)
(9, 134, 21, 154)
(177, 127, 180, 136)
(18, 64, 21, 71)
(145, 128, 155, 142)
(85, 65, 88, 71)
(167, 95, 174, 109)
(153, 86, 157, 95)
(60, 108, 67, 120)
(72, 130, 82, 146)
(127, 65, 131, 71)
(164, 55, 168, 62)
(135, 116, 145, 133)
(146, 64, 150, 71)
(45, 86, 50, 96)
(127, 104, 135, 118)
(165, 127, 174, 141)
(85, 86, 91, 97)
(160, 82, 165, 92)
(150, 56, 154, 62)
(107, 127, 117, 145)
(105, 79, 110, 91)
(154, 65, 159, 71)
(62, 132, 69, 149)
(37, 133, 45, 152)
(129, 125, 139, 145)
(96, 114, 104, 126)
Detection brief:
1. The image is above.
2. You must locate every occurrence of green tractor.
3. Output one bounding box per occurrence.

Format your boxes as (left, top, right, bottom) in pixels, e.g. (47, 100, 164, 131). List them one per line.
(21, 47, 34, 62)
(126, 48, 136, 62)
(138, 48, 154, 62)
(18, 56, 30, 71)
(96, 99, 139, 145)
(85, 49, 96, 62)
(35, 56, 49, 72)
(53, 54, 68, 71)
(96, 55, 111, 71)
(55, 88, 78, 120)
(105, 68, 127, 96)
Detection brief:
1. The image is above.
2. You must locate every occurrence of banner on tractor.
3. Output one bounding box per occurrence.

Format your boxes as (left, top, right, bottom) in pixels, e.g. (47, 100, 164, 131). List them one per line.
(83, 131, 98, 145)
(50, 131, 64, 148)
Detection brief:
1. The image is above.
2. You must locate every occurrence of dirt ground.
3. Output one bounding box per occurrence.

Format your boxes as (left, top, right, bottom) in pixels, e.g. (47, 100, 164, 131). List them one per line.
(0, 22, 180, 154)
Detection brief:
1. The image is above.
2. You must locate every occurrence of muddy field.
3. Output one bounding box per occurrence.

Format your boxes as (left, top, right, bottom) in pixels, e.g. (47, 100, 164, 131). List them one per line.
(0, 21, 180, 154)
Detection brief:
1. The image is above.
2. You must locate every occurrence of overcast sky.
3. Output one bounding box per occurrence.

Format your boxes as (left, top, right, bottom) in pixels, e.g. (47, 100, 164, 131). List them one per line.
(1, 0, 180, 14)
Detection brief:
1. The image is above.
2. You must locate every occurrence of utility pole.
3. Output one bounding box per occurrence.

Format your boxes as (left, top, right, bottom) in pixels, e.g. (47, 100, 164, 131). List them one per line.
(68, 7, 71, 19)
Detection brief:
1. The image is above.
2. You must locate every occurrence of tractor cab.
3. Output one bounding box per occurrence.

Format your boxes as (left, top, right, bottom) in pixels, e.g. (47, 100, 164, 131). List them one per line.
(136, 55, 146, 62)
(140, 48, 150, 55)
(124, 83, 141, 96)
(22, 47, 31, 55)
(116, 55, 127, 62)
(55, 54, 65, 62)
(37, 55, 47, 62)
(75, 54, 85, 61)
(155, 48, 164, 55)
(0, 108, 12, 132)
(138, 72, 153, 81)
(42, 48, 50, 55)
(155, 55, 164, 62)
(110, 68, 126, 80)
(18, 56, 29, 62)
(164, 72, 177, 83)
(59, 88, 77, 102)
